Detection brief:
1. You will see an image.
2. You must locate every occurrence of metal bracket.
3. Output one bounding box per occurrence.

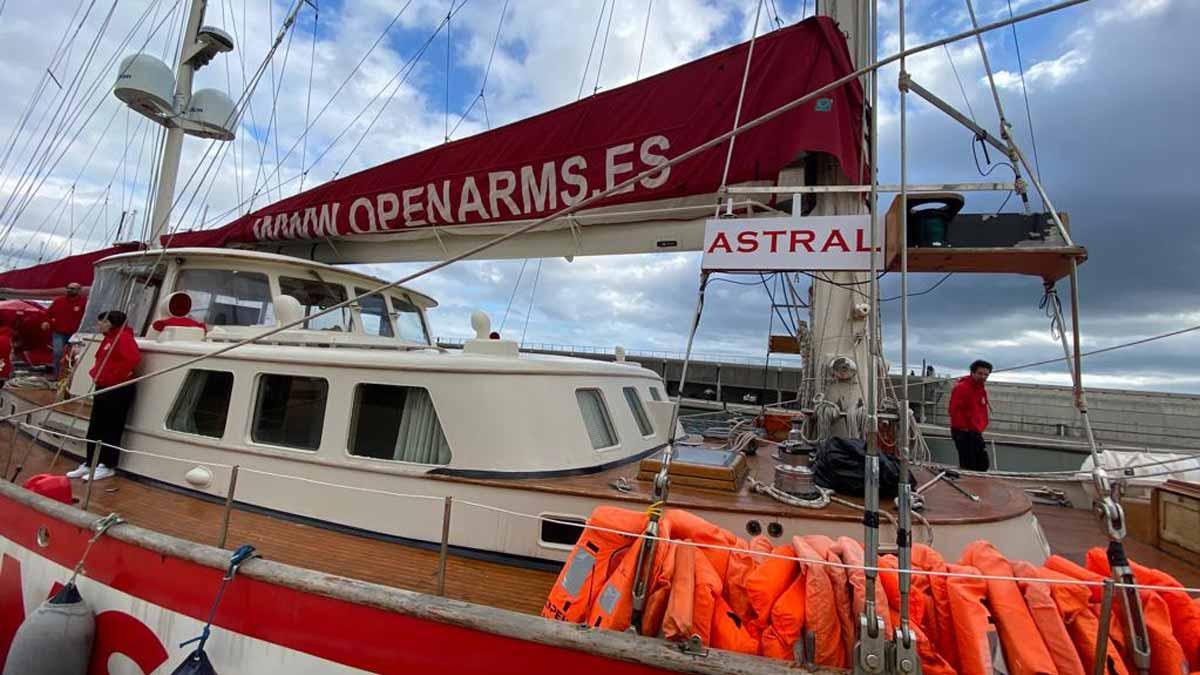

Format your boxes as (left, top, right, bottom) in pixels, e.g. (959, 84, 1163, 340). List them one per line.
(679, 634, 708, 657)
(890, 627, 923, 674)
(854, 615, 888, 674)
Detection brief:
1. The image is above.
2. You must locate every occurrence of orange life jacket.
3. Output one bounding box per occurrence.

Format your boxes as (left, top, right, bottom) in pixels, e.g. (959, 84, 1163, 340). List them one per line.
(1036, 564, 1132, 675)
(834, 536, 892, 636)
(542, 507, 647, 623)
(944, 563, 995, 675)
(710, 595, 761, 655)
(758, 572, 806, 661)
(663, 545, 724, 646)
(913, 544, 964, 672)
(877, 555, 956, 675)
(723, 536, 764, 621)
(585, 513, 675, 633)
(742, 540, 798, 633)
(1125, 558, 1200, 668)
(791, 535, 847, 668)
(960, 541, 1058, 675)
(1011, 560, 1086, 675)
(807, 535, 854, 666)
(1083, 548, 1190, 675)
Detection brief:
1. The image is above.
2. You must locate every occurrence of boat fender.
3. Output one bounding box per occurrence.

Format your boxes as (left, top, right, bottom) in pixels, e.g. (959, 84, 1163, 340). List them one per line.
(2, 583, 95, 675)
(22, 474, 73, 505)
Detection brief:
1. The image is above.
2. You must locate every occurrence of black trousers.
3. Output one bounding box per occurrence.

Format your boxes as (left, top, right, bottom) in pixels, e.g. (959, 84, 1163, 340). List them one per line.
(85, 384, 136, 469)
(952, 428, 989, 471)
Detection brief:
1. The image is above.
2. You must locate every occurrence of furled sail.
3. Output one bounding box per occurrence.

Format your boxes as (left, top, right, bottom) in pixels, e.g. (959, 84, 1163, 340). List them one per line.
(0, 16, 864, 290)
(167, 16, 864, 264)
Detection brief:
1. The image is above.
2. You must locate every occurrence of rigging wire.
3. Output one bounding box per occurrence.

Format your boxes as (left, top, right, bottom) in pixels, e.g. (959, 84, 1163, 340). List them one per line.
(880, 273, 952, 302)
(635, 0, 652, 79)
(767, 0, 785, 27)
(1006, 0, 1043, 204)
(592, 0, 618, 95)
(943, 44, 977, 126)
(448, 0, 509, 140)
(299, 5, 319, 192)
(520, 258, 544, 346)
(995, 324, 1200, 374)
(444, 0, 452, 142)
(578, 0, 608, 100)
(499, 258, 529, 332)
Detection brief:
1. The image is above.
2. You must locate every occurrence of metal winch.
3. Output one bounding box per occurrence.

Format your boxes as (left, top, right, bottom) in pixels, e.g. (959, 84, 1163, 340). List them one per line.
(775, 417, 815, 467)
(774, 463, 820, 499)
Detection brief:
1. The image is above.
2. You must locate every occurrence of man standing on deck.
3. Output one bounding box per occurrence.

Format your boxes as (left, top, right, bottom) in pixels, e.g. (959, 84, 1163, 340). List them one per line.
(43, 282, 85, 379)
(949, 359, 992, 471)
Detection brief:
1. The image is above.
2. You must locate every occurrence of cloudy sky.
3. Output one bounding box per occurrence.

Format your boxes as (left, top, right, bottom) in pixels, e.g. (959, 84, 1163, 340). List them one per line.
(0, 0, 1196, 392)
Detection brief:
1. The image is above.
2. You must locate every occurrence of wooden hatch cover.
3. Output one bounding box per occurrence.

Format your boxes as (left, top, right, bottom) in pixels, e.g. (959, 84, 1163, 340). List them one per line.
(638, 447, 749, 492)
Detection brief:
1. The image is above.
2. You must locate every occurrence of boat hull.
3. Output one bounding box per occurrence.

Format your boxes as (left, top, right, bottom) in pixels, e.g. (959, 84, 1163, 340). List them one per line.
(0, 482, 792, 675)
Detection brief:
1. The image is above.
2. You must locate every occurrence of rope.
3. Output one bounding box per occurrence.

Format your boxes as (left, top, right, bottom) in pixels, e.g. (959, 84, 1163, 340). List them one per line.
(578, 0, 608, 101)
(635, 0, 653, 79)
(67, 512, 122, 586)
(591, 0, 617, 95)
(1006, 0, 1043, 200)
(747, 476, 832, 509)
(714, 0, 764, 216)
(520, 258, 543, 346)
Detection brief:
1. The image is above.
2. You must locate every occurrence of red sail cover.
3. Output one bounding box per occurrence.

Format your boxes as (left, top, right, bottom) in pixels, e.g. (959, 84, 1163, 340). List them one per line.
(0, 244, 141, 295)
(167, 16, 864, 250)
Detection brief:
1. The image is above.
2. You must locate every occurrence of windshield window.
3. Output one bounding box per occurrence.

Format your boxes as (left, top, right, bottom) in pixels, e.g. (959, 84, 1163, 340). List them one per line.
(355, 289, 394, 337)
(176, 269, 275, 327)
(280, 276, 350, 332)
(82, 262, 166, 335)
(391, 294, 429, 344)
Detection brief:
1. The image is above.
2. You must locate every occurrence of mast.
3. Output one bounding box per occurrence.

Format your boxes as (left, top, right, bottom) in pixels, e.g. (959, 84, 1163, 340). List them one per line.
(148, 0, 209, 246)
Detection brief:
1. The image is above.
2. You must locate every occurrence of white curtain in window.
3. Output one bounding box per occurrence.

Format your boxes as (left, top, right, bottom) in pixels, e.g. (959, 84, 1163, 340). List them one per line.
(167, 372, 207, 434)
(577, 390, 617, 449)
(393, 388, 451, 464)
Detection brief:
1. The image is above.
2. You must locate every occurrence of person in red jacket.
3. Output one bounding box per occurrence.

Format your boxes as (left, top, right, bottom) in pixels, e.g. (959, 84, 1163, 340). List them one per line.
(948, 359, 992, 471)
(43, 282, 86, 379)
(0, 322, 13, 384)
(65, 310, 141, 482)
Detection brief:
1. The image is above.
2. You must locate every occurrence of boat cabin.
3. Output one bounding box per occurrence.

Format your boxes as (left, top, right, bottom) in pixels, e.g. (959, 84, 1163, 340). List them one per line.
(65, 249, 672, 479)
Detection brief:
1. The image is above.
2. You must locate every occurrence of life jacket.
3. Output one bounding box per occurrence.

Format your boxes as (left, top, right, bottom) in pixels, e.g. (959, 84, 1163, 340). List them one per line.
(960, 541, 1057, 675)
(876, 555, 956, 675)
(913, 544, 964, 672)
(587, 518, 675, 633)
(661, 509, 738, 579)
(807, 535, 854, 667)
(944, 563, 995, 675)
(835, 537, 892, 636)
(791, 535, 847, 668)
(723, 536, 765, 622)
(1083, 548, 1190, 675)
(542, 507, 647, 623)
(1011, 560, 1086, 675)
(710, 595, 761, 655)
(1037, 564, 1132, 675)
(663, 545, 724, 646)
(758, 564, 806, 661)
(1124, 559, 1200, 668)
(742, 539, 798, 634)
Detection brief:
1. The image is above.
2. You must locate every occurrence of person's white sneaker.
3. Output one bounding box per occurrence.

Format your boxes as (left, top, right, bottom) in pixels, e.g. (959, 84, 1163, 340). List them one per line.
(65, 463, 89, 479)
(82, 465, 115, 481)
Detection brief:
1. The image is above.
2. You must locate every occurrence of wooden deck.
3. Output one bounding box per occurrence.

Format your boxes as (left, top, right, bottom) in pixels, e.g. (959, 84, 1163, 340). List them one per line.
(3, 385, 1195, 624)
(0, 432, 558, 616)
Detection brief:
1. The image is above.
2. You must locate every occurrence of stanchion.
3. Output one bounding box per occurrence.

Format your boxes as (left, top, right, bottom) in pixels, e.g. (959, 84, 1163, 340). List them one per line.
(437, 496, 453, 596)
(218, 465, 240, 549)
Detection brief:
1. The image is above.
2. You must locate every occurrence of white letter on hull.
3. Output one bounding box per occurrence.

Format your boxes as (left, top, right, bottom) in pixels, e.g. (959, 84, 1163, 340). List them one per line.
(427, 181, 452, 224)
(458, 176, 490, 221)
(402, 187, 427, 227)
(376, 192, 401, 230)
(348, 197, 377, 233)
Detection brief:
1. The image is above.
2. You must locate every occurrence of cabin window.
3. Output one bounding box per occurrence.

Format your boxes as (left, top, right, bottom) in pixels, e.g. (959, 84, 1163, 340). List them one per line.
(176, 269, 275, 327)
(649, 387, 663, 402)
(539, 514, 586, 550)
(348, 384, 451, 464)
(279, 276, 351, 332)
(623, 387, 654, 436)
(82, 262, 166, 335)
(166, 370, 234, 438)
(576, 389, 618, 450)
(391, 294, 430, 344)
(252, 374, 328, 451)
(355, 289, 394, 337)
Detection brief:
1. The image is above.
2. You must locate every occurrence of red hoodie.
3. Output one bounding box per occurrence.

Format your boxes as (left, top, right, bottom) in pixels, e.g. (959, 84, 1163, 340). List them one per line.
(89, 326, 141, 387)
(46, 294, 86, 334)
(948, 375, 989, 433)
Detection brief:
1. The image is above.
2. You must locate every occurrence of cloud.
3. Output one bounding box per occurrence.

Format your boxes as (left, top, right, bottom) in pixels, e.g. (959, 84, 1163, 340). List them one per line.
(991, 48, 1085, 91)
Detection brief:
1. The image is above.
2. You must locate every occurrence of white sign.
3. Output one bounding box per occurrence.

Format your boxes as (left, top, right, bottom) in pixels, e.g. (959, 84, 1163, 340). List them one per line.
(701, 212, 881, 272)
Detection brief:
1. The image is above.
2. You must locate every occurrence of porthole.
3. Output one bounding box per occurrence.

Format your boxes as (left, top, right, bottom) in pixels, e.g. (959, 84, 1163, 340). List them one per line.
(745, 520, 762, 536)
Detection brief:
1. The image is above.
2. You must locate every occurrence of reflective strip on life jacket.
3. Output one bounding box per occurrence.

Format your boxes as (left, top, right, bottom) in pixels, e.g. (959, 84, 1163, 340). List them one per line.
(960, 540, 1057, 675)
(542, 506, 647, 623)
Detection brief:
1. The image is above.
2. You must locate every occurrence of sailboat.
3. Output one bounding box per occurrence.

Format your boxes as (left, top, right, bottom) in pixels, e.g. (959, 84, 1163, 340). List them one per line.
(0, 0, 1194, 673)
